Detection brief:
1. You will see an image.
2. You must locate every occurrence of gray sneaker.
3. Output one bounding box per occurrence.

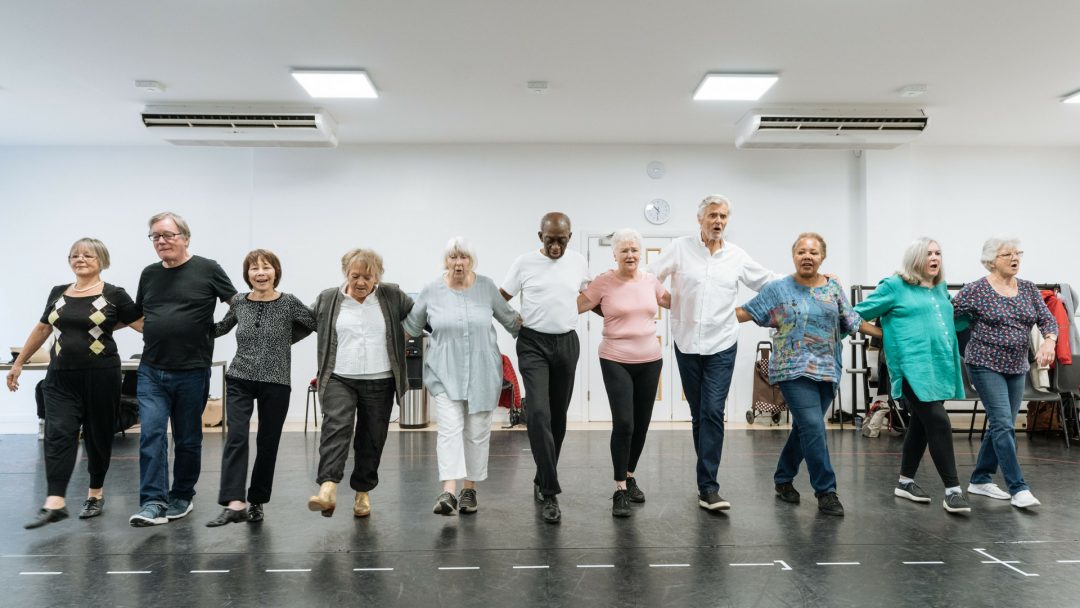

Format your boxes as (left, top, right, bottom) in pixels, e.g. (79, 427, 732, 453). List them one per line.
(165, 498, 194, 520)
(129, 503, 168, 527)
(458, 489, 478, 513)
(433, 491, 458, 515)
(943, 493, 971, 513)
(894, 481, 931, 503)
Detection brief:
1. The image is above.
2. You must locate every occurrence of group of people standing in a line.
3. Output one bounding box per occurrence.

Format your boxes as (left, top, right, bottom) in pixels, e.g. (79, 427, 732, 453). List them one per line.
(7, 196, 1057, 530)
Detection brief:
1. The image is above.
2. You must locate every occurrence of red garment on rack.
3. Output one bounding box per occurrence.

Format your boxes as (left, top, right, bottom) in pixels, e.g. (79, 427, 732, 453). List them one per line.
(498, 354, 522, 408)
(1041, 290, 1072, 365)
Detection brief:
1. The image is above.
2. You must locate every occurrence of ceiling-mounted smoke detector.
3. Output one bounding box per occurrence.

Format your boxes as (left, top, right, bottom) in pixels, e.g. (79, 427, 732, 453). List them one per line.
(141, 105, 338, 147)
(735, 106, 929, 150)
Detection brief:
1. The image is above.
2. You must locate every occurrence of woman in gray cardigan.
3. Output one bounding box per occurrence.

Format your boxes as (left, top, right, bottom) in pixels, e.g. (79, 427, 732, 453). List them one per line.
(307, 248, 413, 518)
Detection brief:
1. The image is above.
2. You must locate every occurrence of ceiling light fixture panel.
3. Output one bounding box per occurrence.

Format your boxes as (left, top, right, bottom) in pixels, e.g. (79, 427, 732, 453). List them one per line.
(291, 70, 378, 99)
(693, 73, 778, 101)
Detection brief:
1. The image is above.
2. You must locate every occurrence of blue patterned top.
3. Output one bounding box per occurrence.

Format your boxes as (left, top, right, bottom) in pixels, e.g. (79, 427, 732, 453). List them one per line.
(952, 277, 1058, 374)
(743, 276, 862, 385)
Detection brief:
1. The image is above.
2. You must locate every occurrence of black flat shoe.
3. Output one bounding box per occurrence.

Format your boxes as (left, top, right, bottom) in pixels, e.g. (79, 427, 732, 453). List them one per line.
(247, 503, 264, 523)
(24, 507, 69, 529)
(78, 497, 104, 519)
(205, 508, 249, 527)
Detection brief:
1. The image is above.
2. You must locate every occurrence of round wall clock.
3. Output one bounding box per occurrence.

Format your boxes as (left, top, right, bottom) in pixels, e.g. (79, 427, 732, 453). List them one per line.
(644, 198, 671, 225)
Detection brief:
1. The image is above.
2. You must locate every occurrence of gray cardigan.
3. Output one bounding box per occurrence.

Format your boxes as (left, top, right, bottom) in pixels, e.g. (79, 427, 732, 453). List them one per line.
(310, 283, 414, 404)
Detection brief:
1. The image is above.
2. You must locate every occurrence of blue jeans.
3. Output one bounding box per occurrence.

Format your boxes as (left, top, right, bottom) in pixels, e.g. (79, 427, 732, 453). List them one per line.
(137, 364, 211, 506)
(967, 365, 1028, 494)
(674, 342, 737, 494)
(775, 377, 837, 496)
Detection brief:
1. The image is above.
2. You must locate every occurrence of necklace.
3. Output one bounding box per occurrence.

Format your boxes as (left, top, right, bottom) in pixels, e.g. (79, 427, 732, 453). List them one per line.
(71, 281, 103, 293)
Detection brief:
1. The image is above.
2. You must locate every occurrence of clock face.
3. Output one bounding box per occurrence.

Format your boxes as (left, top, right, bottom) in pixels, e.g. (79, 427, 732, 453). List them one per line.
(644, 199, 671, 225)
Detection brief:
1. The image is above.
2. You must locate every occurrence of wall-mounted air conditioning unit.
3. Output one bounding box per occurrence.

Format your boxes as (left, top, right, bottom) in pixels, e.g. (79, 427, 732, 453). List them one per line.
(735, 106, 928, 150)
(141, 105, 338, 147)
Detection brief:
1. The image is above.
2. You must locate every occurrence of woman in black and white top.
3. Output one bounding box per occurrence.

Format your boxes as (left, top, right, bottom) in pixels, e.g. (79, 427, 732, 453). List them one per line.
(7, 238, 141, 529)
(307, 248, 413, 518)
(206, 249, 316, 527)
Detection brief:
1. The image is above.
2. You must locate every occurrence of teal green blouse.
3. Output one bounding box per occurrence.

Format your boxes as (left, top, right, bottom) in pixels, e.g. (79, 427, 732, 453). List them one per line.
(853, 275, 965, 401)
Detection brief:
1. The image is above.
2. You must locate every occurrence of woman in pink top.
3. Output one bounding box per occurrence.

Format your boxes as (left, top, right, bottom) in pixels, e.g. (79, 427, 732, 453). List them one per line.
(577, 228, 671, 517)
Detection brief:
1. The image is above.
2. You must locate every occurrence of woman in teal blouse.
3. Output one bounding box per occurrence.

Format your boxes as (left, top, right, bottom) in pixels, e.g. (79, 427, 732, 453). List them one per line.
(854, 237, 971, 514)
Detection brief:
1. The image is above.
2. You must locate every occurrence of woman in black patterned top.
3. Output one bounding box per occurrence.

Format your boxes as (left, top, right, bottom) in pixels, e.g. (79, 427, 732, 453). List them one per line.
(205, 249, 316, 527)
(6, 238, 141, 529)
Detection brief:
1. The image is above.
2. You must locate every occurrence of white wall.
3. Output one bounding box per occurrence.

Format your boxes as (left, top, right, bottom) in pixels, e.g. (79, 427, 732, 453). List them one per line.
(2, 143, 1077, 433)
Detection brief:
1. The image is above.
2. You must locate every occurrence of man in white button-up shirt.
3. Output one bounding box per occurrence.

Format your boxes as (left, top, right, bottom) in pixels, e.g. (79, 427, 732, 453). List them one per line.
(650, 195, 781, 511)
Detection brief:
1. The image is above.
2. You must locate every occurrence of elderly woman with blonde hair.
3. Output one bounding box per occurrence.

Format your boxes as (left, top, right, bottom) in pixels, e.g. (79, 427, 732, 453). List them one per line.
(952, 237, 1057, 509)
(307, 248, 414, 518)
(576, 228, 670, 517)
(404, 237, 520, 516)
(854, 238, 971, 514)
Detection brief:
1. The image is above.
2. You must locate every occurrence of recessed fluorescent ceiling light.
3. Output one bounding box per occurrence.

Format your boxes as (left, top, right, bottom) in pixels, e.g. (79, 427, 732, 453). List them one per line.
(1063, 90, 1080, 104)
(693, 74, 778, 101)
(291, 70, 378, 98)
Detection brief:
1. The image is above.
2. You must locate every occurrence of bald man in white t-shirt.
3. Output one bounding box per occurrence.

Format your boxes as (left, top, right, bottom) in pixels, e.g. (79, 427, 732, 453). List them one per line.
(501, 212, 590, 524)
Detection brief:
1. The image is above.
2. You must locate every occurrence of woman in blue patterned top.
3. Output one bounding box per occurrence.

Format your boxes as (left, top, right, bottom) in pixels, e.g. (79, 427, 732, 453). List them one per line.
(736, 233, 877, 517)
(205, 249, 316, 527)
(952, 237, 1057, 509)
(404, 237, 521, 516)
(854, 238, 971, 514)
(7, 238, 141, 529)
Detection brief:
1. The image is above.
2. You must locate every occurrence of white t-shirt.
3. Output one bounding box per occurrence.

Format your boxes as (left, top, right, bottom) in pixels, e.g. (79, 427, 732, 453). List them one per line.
(333, 287, 392, 378)
(501, 249, 590, 334)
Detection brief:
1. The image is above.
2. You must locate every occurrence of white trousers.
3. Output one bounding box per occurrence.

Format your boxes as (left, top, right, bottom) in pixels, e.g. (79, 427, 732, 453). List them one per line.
(434, 393, 493, 482)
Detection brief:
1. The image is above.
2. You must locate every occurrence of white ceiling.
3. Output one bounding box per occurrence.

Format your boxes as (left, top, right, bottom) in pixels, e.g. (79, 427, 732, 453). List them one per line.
(3, 0, 1080, 147)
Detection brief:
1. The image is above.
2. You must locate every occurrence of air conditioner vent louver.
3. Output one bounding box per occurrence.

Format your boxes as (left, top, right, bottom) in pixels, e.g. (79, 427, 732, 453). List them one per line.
(141, 106, 337, 147)
(735, 107, 928, 149)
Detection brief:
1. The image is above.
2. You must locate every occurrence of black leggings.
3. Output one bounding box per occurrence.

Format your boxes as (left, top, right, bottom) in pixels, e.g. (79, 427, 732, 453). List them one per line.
(899, 380, 960, 488)
(600, 358, 662, 482)
(41, 367, 121, 497)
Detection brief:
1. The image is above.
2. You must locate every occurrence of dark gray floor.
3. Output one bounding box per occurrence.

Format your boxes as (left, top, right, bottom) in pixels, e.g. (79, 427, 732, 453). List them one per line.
(2, 426, 1079, 607)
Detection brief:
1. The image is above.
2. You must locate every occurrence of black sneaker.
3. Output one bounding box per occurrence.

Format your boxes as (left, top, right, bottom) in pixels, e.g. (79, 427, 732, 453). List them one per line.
(247, 503, 264, 523)
(433, 491, 458, 516)
(542, 496, 561, 523)
(458, 489, 478, 514)
(697, 491, 731, 511)
(612, 489, 632, 517)
(894, 481, 932, 503)
(78, 497, 104, 519)
(775, 483, 801, 504)
(943, 492, 972, 514)
(533, 484, 544, 504)
(205, 508, 248, 527)
(817, 492, 845, 516)
(625, 477, 645, 503)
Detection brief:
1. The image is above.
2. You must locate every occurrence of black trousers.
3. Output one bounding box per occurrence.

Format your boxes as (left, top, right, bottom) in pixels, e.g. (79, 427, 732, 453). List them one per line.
(218, 378, 291, 505)
(600, 358, 662, 482)
(316, 375, 396, 492)
(899, 380, 960, 488)
(41, 367, 121, 497)
(517, 327, 579, 496)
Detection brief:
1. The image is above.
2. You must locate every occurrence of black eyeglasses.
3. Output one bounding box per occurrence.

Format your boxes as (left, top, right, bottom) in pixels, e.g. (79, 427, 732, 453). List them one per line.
(148, 232, 182, 242)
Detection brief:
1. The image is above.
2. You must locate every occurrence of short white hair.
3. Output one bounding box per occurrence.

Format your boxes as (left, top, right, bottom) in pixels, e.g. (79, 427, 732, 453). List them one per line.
(980, 237, 1020, 271)
(898, 237, 943, 286)
(697, 194, 733, 219)
(443, 236, 477, 269)
(610, 228, 642, 250)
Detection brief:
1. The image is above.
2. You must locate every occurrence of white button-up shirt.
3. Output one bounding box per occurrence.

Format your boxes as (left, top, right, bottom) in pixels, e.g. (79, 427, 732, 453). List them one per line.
(650, 236, 781, 355)
(333, 285, 392, 378)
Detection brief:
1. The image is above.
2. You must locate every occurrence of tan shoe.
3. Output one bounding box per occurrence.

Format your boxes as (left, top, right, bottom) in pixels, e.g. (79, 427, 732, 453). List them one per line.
(307, 481, 337, 517)
(353, 491, 371, 517)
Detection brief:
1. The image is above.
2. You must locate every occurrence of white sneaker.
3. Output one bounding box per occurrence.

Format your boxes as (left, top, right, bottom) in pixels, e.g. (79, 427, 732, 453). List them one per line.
(1011, 490, 1041, 509)
(967, 482, 1011, 500)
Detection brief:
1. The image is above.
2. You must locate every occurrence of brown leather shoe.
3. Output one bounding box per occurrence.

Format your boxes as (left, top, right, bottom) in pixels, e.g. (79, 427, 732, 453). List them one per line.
(307, 481, 337, 517)
(353, 491, 371, 517)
